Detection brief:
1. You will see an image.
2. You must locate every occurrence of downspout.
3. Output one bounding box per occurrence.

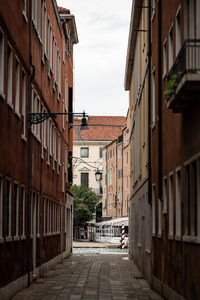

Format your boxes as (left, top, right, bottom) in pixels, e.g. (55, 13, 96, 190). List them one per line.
(148, 0, 152, 204)
(158, 0, 162, 202)
(28, 0, 35, 287)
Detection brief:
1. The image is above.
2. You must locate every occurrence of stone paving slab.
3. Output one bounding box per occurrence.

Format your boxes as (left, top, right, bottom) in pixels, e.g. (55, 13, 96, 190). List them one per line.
(12, 254, 164, 300)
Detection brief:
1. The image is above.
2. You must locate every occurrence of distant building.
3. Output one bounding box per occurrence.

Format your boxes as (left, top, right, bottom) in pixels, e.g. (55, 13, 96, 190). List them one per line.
(73, 116, 126, 221)
(0, 1, 78, 298)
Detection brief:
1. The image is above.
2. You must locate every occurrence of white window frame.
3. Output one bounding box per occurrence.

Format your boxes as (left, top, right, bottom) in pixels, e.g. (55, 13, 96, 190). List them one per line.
(21, 70, 26, 139)
(15, 57, 20, 115)
(158, 197, 162, 237)
(163, 176, 167, 214)
(168, 172, 174, 239)
(163, 39, 167, 78)
(43, 197, 46, 235)
(22, 0, 27, 21)
(0, 28, 5, 98)
(21, 185, 26, 238)
(41, 103, 44, 159)
(175, 167, 181, 240)
(168, 24, 174, 71)
(14, 182, 19, 240)
(152, 184, 156, 236)
(175, 5, 181, 57)
(152, 67, 156, 128)
(7, 43, 13, 108)
(5, 178, 12, 241)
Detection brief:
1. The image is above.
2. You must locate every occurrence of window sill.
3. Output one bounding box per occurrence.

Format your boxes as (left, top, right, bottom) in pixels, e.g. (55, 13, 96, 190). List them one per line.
(151, 122, 155, 131)
(152, 233, 156, 237)
(145, 249, 151, 255)
(15, 111, 21, 119)
(14, 236, 20, 241)
(6, 236, 13, 242)
(163, 209, 167, 215)
(43, 233, 47, 237)
(36, 233, 40, 238)
(7, 101, 14, 110)
(0, 91, 5, 100)
(158, 233, 162, 238)
(21, 235, 26, 240)
(183, 235, 200, 244)
(22, 11, 28, 23)
(175, 235, 181, 241)
(47, 233, 52, 236)
(168, 234, 174, 240)
(137, 243, 142, 248)
(0, 237, 4, 243)
(21, 134, 27, 142)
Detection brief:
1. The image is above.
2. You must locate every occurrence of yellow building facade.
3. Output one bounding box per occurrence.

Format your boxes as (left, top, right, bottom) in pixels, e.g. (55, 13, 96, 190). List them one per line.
(125, 0, 151, 282)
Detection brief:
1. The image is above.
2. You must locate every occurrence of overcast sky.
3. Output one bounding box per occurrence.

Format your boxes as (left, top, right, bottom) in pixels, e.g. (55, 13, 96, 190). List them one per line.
(57, 0, 132, 116)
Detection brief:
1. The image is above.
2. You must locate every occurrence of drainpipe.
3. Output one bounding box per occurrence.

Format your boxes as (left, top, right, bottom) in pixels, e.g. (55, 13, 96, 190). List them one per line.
(28, 0, 34, 287)
(148, 0, 152, 204)
(158, 0, 162, 202)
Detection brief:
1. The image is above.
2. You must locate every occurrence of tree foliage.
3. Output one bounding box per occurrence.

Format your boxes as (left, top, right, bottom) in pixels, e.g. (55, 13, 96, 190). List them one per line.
(73, 184, 99, 227)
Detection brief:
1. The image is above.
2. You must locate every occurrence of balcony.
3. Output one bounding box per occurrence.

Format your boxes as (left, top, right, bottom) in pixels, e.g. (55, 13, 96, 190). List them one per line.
(166, 40, 200, 112)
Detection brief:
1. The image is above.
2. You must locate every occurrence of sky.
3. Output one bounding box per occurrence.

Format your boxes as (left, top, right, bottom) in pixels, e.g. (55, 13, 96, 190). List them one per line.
(57, 0, 132, 116)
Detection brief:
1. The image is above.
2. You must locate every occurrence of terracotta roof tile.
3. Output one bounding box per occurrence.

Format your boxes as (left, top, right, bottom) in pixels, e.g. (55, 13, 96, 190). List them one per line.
(58, 6, 70, 14)
(73, 116, 126, 141)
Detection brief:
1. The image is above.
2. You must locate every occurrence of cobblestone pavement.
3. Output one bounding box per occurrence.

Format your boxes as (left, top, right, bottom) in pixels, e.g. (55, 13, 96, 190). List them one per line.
(12, 254, 163, 300)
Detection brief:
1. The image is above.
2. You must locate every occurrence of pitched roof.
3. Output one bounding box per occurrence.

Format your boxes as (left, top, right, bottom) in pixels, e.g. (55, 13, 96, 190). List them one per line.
(58, 6, 70, 14)
(73, 116, 126, 141)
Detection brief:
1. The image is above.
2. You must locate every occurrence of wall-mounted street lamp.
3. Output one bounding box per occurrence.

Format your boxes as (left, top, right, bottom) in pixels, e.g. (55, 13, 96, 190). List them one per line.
(28, 111, 88, 129)
(95, 170, 102, 182)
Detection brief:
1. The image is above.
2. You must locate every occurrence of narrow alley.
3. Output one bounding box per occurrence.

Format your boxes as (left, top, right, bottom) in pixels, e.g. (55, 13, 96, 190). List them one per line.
(12, 251, 163, 300)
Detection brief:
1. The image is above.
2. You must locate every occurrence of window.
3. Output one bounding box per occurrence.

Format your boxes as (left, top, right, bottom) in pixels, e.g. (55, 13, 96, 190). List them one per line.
(14, 183, 19, 238)
(0, 176, 3, 241)
(163, 40, 167, 77)
(0, 28, 4, 96)
(81, 173, 89, 188)
(5, 179, 11, 238)
(163, 177, 167, 214)
(65, 76, 68, 112)
(58, 134, 61, 167)
(22, 0, 27, 19)
(175, 169, 181, 239)
(15, 58, 20, 114)
(42, 2, 47, 55)
(49, 120, 52, 156)
(184, 160, 199, 238)
(152, 0, 156, 20)
(152, 68, 156, 127)
(152, 185, 156, 235)
(35, 194, 40, 235)
(7, 44, 13, 106)
(175, 7, 181, 56)
(21, 71, 26, 136)
(168, 25, 174, 70)
(158, 197, 162, 237)
(62, 164, 65, 193)
(99, 147, 103, 158)
(80, 147, 89, 158)
(169, 173, 174, 238)
(20, 186, 25, 237)
(43, 197, 46, 235)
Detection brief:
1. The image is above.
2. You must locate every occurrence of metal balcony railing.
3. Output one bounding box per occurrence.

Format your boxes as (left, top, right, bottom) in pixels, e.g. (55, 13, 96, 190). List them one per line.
(167, 39, 200, 81)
